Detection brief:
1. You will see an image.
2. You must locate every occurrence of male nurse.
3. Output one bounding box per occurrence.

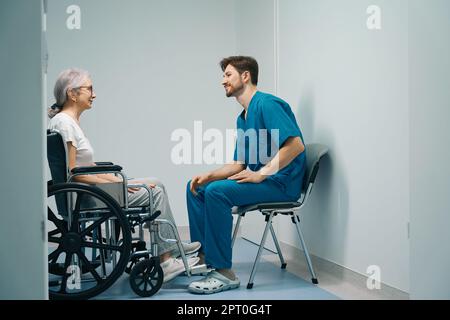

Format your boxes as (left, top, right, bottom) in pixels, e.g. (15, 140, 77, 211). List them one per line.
(186, 56, 306, 294)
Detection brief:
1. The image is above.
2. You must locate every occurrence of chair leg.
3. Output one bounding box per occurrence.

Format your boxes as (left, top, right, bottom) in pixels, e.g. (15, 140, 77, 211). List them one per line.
(293, 215, 318, 284)
(247, 212, 275, 289)
(269, 222, 286, 269)
(231, 214, 242, 248)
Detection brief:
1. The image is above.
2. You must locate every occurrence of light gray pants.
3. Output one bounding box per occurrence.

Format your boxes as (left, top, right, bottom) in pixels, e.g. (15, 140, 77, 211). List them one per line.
(127, 177, 178, 255)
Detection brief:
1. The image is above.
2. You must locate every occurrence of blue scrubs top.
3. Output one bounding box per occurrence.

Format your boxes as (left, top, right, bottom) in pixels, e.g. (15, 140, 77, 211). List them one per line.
(233, 91, 306, 199)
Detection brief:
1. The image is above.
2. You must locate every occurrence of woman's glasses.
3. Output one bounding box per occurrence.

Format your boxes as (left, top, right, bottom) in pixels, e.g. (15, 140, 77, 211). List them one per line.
(77, 85, 94, 96)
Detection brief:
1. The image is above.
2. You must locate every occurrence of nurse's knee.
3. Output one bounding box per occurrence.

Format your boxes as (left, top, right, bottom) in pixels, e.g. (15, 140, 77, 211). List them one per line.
(204, 180, 226, 197)
(186, 180, 194, 196)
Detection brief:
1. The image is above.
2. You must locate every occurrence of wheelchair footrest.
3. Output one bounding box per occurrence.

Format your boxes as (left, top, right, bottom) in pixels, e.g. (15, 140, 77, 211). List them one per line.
(187, 264, 214, 276)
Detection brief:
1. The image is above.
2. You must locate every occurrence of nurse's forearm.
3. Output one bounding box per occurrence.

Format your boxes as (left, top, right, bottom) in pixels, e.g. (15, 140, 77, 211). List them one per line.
(208, 163, 246, 181)
(260, 137, 304, 176)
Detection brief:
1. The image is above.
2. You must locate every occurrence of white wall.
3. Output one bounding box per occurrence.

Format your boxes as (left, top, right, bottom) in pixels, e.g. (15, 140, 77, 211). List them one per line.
(46, 0, 238, 226)
(234, 0, 279, 249)
(235, 0, 276, 95)
(43, 0, 450, 298)
(409, 0, 450, 299)
(278, 0, 410, 292)
(0, 0, 47, 299)
(236, 0, 410, 291)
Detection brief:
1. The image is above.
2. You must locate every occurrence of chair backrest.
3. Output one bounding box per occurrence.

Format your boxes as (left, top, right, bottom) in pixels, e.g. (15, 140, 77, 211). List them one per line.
(302, 143, 329, 194)
(47, 129, 68, 184)
(47, 129, 70, 215)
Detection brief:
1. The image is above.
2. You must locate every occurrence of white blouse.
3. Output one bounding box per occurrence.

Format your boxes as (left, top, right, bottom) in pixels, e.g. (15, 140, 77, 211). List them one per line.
(48, 112, 95, 167)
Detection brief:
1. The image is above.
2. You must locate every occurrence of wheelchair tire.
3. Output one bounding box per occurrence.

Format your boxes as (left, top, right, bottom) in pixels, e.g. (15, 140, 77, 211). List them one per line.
(129, 257, 163, 297)
(47, 183, 132, 300)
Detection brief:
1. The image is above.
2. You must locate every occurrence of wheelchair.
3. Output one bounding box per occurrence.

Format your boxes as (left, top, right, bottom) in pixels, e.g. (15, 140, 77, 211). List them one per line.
(47, 130, 209, 299)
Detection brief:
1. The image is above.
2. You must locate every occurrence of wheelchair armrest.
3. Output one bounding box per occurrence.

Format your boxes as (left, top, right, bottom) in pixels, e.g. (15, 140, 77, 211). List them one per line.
(95, 162, 114, 166)
(141, 210, 161, 224)
(71, 165, 123, 174)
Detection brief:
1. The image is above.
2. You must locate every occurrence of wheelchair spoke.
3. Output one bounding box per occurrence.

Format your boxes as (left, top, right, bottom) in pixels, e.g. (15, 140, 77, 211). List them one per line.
(70, 192, 84, 232)
(48, 248, 62, 263)
(81, 241, 123, 252)
(79, 212, 114, 237)
(77, 251, 103, 283)
(135, 276, 145, 287)
(48, 207, 67, 234)
(144, 266, 157, 287)
(48, 236, 62, 244)
(48, 229, 61, 237)
(149, 273, 159, 282)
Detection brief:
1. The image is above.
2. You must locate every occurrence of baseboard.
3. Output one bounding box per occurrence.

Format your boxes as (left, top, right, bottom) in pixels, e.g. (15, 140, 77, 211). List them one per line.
(254, 239, 409, 300)
(177, 227, 408, 299)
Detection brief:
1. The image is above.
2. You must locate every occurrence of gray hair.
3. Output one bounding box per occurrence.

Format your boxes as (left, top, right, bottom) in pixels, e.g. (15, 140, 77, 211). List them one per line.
(48, 68, 91, 118)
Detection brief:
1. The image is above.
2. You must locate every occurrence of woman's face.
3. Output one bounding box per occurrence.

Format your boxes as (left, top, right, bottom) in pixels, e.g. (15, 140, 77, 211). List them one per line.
(76, 78, 96, 110)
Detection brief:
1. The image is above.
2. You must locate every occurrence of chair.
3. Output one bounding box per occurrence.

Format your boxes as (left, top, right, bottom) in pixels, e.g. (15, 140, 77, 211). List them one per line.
(231, 143, 328, 289)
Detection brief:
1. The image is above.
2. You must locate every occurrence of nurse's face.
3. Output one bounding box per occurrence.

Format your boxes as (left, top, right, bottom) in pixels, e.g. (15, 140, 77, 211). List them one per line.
(221, 64, 244, 97)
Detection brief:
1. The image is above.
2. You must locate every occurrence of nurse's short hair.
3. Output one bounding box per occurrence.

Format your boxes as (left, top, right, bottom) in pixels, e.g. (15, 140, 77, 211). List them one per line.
(220, 56, 258, 86)
(48, 68, 90, 118)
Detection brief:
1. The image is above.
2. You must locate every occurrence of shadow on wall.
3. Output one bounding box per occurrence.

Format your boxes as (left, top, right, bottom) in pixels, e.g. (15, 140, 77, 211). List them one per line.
(295, 88, 350, 281)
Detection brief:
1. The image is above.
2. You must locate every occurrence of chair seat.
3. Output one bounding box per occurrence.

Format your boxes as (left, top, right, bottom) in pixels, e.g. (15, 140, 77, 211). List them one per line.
(233, 201, 302, 215)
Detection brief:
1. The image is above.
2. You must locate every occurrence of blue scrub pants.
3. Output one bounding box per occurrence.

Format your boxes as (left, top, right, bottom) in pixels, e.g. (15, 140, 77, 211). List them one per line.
(186, 178, 298, 269)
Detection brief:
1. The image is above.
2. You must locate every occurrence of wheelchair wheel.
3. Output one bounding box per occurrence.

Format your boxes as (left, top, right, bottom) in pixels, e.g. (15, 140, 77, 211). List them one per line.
(129, 257, 163, 297)
(48, 183, 131, 300)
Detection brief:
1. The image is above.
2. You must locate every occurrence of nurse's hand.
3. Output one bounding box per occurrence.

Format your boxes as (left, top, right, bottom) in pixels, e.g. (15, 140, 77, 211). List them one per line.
(228, 169, 266, 184)
(190, 174, 209, 196)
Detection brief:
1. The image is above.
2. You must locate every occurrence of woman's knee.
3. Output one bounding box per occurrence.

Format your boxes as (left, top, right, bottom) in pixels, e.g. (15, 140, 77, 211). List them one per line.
(152, 185, 164, 198)
(149, 177, 164, 188)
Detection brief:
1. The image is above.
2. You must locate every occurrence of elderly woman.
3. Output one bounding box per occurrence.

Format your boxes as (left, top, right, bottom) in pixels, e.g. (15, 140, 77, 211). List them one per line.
(48, 68, 199, 283)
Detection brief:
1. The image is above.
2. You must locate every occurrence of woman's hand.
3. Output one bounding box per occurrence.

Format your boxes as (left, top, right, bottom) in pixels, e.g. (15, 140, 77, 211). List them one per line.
(127, 187, 139, 193)
(128, 183, 156, 193)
